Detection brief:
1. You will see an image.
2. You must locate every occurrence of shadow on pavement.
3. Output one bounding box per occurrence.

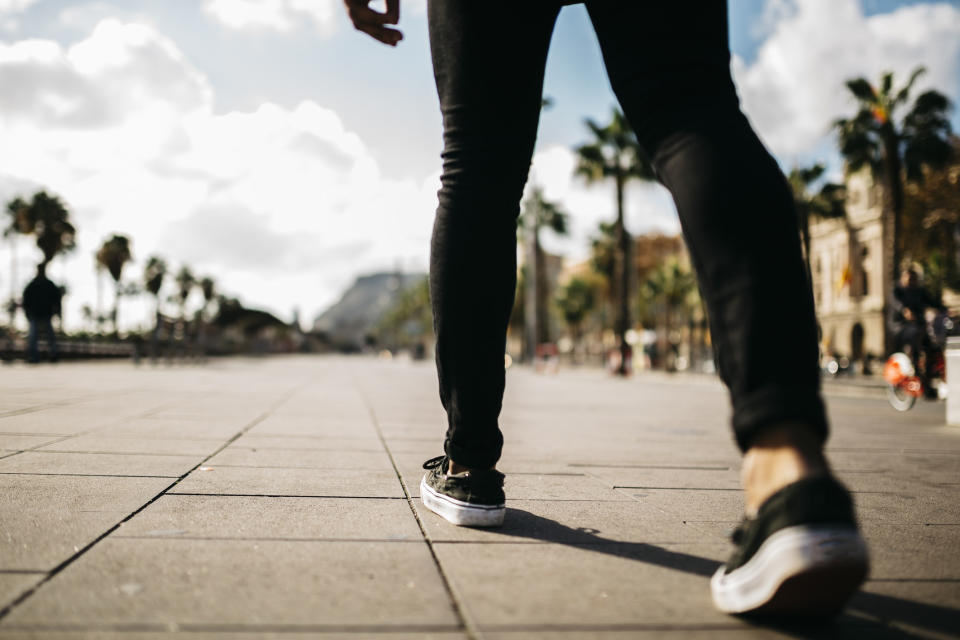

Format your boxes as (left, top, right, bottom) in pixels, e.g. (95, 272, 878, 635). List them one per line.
(487, 508, 957, 639)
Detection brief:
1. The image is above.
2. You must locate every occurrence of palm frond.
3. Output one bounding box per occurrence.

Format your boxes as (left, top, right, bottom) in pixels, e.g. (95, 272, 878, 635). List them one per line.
(894, 66, 926, 108)
(846, 78, 877, 103)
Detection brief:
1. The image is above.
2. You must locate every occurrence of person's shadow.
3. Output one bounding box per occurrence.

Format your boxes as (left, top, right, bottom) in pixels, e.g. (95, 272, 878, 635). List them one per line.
(481, 508, 959, 639)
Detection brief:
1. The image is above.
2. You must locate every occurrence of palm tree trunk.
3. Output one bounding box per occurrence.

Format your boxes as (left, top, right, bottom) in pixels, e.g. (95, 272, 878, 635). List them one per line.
(8, 235, 16, 327)
(535, 233, 548, 346)
(615, 171, 631, 375)
(523, 215, 538, 363)
(96, 268, 103, 334)
(113, 281, 121, 336)
(881, 125, 904, 354)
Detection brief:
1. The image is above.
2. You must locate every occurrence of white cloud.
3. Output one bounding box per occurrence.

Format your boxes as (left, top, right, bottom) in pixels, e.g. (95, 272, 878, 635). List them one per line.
(203, 0, 338, 34)
(0, 0, 37, 15)
(734, 0, 960, 160)
(0, 18, 436, 331)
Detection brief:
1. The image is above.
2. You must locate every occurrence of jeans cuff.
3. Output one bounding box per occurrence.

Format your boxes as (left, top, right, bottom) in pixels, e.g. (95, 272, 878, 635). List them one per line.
(731, 385, 828, 452)
(444, 430, 503, 470)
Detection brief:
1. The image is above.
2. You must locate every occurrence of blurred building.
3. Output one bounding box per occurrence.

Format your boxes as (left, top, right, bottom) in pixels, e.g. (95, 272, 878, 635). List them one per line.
(633, 233, 688, 282)
(808, 170, 885, 363)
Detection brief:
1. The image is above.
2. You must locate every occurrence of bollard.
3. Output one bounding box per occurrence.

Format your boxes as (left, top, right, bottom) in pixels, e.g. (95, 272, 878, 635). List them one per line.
(946, 337, 960, 425)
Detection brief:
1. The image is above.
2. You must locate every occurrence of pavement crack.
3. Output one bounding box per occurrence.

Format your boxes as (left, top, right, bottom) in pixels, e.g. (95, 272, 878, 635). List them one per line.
(355, 377, 476, 640)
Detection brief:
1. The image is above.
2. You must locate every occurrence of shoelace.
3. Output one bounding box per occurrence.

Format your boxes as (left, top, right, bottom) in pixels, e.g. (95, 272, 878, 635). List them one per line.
(423, 455, 446, 471)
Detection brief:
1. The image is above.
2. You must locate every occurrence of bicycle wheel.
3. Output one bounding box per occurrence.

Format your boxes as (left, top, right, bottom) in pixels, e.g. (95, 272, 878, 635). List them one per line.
(887, 384, 917, 411)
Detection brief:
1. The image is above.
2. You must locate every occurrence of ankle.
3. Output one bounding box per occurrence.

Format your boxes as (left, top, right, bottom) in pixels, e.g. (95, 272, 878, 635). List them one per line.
(742, 424, 829, 514)
(448, 459, 493, 475)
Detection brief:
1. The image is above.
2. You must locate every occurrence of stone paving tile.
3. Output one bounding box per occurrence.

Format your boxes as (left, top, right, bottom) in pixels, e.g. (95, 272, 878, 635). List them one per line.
(480, 625, 911, 639)
(171, 466, 404, 498)
(0, 475, 171, 571)
(36, 436, 223, 457)
(433, 541, 729, 627)
(0, 435, 65, 452)
(851, 579, 960, 640)
(405, 471, 634, 502)
(480, 626, 900, 640)
(206, 447, 393, 471)
(248, 415, 379, 438)
(0, 632, 467, 639)
(93, 419, 243, 441)
(0, 574, 44, 610)
(580, 466, 741, 490)
(615, 488, 746, 522)
(116, 495, 421, 541)
(0, 452, 200, 478)
(850, 579, 960, 637)
(416, 499, 715, 545)
(859, 524, 960, 579)
(852, 490, 960, 524)
(230, 434, 384, 452)
(0, 411, 108, 437)
(1, 539, 458, 628)
(390, 452, 586, 478)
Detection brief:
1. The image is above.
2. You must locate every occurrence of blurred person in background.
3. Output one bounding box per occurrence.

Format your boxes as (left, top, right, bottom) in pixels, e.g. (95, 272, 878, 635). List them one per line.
(22, 263, 62, 363)
(345, 0, 869, 617)
(892, 267, 945, 393)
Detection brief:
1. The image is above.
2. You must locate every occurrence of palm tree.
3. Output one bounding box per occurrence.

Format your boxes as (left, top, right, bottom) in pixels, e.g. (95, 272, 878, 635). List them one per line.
(95, 234, 132, 334)
(4, 192, 76, 325)
(143, 255, 167, 338)
(787, 164, 847, 279)
(3, 197, 28, 327)
(902, 136, 960, 297)
(555, 276, 597, 363)
(199, 277, 216, 313)
(519, 187, 569, 351)
(640, 257, 699, 371)
(175, 266, 195, 321)
(32, 192, 77, 266)
(834, 67, 953, 348)
(575, 108, 656, 374)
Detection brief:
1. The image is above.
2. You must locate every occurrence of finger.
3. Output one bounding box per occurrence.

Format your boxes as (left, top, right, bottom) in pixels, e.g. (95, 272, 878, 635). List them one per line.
(356, 22, 403, 45)
(347, 4, 395, 27)
(384, 0, 400, 24)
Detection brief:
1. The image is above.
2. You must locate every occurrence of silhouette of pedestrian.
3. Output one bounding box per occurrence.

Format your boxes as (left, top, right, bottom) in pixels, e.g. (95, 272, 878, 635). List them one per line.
(22, 263, 62, 363)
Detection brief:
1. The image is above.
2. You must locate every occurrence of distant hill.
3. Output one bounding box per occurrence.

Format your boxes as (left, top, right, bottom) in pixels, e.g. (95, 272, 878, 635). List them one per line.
(313, 272, 426, 350)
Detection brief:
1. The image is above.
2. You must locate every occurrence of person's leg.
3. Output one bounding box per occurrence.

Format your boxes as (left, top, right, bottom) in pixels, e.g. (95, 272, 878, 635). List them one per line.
(586, 1, 826, 496)
(427, 0, 560, 471)
(45, 318, 58, 362)
(586, 1, 866, 615)
(26, 319, 39, 362)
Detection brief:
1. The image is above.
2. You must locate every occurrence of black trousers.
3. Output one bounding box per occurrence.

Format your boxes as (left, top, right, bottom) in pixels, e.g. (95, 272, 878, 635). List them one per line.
(428, 1, 827, 469)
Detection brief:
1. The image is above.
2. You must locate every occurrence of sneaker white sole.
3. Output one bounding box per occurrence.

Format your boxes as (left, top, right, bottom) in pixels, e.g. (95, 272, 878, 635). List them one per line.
(420, 475, 505, 527)
(711, 525, 869, 616)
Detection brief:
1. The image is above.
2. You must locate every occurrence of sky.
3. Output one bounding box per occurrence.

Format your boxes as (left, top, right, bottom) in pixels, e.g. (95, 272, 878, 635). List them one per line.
(1, 0, 959, 331)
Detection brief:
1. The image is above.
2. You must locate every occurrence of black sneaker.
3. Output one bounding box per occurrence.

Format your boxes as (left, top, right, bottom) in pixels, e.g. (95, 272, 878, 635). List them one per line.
(711, 475, 869, 616)
(420, 455, 506, 527)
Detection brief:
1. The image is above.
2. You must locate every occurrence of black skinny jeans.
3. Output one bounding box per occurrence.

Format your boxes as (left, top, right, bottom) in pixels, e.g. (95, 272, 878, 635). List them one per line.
(428, 1, 827, 469)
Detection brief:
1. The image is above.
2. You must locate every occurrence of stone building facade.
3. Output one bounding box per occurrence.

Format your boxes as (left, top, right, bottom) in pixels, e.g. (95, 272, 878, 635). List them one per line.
(808, 171, 887, 362)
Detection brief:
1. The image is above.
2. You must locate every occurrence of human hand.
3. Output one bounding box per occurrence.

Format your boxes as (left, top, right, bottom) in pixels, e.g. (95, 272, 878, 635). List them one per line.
(903, 308, 914, 322)
(343, 0, 402, 46)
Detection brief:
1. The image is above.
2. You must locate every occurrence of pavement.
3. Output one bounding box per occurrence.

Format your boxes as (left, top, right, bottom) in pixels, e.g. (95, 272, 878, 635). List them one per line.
(0, 355, 957, 639)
